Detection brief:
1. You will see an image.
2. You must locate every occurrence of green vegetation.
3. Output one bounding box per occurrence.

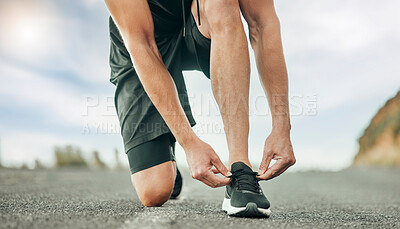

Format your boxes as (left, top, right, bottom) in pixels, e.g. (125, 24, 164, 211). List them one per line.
(92, 151, 107, 169)
(1, 145, 117, 170)
(54, 145, 88, 167)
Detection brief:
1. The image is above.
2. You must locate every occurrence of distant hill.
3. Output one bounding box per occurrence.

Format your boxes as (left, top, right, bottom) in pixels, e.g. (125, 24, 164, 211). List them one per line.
(354, 90, 400, 166)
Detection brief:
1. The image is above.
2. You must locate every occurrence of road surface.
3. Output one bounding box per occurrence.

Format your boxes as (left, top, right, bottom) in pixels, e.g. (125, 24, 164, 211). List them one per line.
(1, 167, 399, 228)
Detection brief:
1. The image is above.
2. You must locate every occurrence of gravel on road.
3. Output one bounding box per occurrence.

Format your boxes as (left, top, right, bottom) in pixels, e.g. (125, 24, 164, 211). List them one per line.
(1, 167, 399, 229)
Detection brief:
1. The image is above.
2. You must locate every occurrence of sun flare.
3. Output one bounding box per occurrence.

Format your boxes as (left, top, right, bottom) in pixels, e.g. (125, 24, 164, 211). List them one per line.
(15, 20, 44, 48)
(0, 2, 58, 61)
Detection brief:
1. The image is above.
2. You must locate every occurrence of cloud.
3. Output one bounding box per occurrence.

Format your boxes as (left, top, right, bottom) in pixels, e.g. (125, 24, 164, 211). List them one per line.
(0, 0, 399, 171)
(0, 59, 120, 132)
(0, 61, 83, 126)
(0, 0, 111, 86)
(278, 0, 400, 54)
(276, 0, 400, 112)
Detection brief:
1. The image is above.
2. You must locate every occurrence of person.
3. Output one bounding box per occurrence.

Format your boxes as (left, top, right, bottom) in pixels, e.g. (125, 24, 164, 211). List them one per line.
(104, 0, 295, 217)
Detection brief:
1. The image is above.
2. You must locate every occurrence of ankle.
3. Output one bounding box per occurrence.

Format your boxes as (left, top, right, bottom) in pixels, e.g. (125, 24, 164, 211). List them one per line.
(229, 159, 252, 169)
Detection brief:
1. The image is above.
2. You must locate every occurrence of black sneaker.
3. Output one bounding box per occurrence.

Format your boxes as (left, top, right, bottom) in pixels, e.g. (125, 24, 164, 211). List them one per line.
(170, 167, 182, 199)
(222, 162, 271, 217)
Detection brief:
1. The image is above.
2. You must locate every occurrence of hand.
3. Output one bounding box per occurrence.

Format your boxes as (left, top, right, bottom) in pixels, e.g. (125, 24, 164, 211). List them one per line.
(184, 138, 231, 188)
(257, 129, 296, 180)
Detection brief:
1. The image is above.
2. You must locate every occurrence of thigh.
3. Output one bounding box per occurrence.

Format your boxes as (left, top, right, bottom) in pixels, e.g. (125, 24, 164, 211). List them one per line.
(127, 133, 176, 174)
(181, 0, 242, 78)
(238, 0, 277, 28)
(191, 0, 241, 37)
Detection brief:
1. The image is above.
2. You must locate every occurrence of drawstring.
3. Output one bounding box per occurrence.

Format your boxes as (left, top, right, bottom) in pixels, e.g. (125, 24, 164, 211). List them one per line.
(182, 0, 201, 37)
(182, 0, 186, 37)
(197, 0, 201, 26)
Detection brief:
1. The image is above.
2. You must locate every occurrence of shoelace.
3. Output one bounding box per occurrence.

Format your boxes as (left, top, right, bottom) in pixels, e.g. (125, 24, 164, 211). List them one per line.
(229, 169, 261, 193)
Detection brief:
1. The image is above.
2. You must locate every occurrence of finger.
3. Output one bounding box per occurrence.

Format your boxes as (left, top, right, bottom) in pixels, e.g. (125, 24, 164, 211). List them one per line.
(257, 159, 289, 180)
(203, 175, 225, 188)
(212, 167, 231, 175)
(211, 156, 231, 177)
(200, 176, 217, 188)
(203, 170, 230, 187)
(258, 154, 273, 175)
(211, 168, 220, 174)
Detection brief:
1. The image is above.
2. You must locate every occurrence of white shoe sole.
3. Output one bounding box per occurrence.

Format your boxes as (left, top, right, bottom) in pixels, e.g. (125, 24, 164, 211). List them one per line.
(222, 198, 271, 217)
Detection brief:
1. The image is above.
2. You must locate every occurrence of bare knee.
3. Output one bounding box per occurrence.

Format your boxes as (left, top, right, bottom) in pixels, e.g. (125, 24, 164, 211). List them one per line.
(137, 185, 173, 207)
(248, 15, 280, 47)
(131, 161, 176, 207)
(203, 0, 243, 35)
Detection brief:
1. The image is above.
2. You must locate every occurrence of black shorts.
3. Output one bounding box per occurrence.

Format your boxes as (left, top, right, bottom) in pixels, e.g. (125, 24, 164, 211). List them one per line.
(127, 132, 176, 174)
(108, 0, 211, 173)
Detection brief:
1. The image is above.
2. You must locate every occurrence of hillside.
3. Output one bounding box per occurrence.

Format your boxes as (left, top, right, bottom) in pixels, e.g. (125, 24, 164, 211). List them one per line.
(354, 90, 400, 166)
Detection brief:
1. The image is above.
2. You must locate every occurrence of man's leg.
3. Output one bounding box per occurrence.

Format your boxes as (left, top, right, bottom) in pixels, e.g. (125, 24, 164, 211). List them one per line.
(186, 1, 271, 217)
(239, 0, 295, 180)
(192, 0, 251, 167)
(131, 161, 176, 206)
(127, 134, 177, 207)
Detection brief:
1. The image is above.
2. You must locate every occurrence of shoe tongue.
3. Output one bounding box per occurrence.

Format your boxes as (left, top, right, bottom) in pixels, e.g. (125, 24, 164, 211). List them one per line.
(231, 162, 253, 173)
(230, 162, 259, 193)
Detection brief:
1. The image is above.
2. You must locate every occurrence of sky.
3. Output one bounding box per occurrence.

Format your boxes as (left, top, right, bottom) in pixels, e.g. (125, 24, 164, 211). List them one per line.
(0, 0, 399, 171)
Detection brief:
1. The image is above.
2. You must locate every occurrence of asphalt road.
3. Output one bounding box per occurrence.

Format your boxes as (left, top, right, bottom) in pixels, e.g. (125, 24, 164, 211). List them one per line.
(1, 167, 399, 229)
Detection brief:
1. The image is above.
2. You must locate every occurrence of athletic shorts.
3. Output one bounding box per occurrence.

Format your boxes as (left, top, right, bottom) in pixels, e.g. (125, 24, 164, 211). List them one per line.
(108, 0, 211, 173)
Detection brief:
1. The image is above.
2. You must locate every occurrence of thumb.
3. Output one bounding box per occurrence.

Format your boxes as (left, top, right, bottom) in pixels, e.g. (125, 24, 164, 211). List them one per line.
(212, 156, 231, 177)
